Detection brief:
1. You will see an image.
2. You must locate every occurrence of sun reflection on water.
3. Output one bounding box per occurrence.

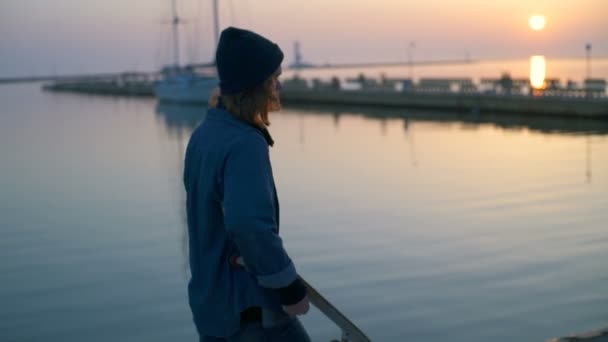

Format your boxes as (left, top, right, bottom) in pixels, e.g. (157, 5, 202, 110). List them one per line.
(530, 55, 546, 89)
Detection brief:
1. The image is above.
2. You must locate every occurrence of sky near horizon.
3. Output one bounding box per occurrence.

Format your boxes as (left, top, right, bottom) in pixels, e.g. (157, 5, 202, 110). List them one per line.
(0, 0, 607, 77)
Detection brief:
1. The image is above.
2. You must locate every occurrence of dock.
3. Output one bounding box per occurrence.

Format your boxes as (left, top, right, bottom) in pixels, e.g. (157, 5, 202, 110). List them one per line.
(42, 72, 157, 97)
(41, 74, 608, 118)
(279, 87, 608, 118)
(279, 75, 608, 118)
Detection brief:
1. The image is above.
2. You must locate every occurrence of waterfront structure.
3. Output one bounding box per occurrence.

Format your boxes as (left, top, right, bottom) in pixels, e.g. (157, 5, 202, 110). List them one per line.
(153, 0, 219, 104)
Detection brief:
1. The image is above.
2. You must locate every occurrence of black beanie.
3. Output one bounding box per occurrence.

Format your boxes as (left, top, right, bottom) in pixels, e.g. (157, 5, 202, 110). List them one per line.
(215, 27, 284, 95)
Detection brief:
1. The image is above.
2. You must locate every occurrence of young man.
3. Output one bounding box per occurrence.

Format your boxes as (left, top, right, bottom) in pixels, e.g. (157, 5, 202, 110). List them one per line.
(184, 27, 311, 342)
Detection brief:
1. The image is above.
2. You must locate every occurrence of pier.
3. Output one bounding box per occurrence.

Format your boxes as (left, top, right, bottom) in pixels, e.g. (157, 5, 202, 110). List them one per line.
(42, 73, 608, 118)
(41, 72, 157, 97)
(279, 87, 608, 118)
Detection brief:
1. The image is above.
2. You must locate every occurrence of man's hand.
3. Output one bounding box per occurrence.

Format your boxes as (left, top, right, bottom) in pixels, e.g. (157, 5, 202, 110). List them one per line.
(283, 295, 310, 316)
(233, 256, 309, 316)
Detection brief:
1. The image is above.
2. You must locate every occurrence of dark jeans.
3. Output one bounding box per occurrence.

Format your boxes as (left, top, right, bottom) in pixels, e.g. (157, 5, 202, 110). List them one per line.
(200, 317, 311, 342)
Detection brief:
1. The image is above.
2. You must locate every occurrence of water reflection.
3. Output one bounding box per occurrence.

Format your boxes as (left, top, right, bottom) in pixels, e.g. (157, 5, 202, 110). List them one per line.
(530, 56, 547, 89)
(586, 136, 591, 184)
(155, 102, 207, 275)
(403, 118, 419, 167)
(155, 102, 206, 138)
(4, 83, 607, 342)
(282, 102, 608, 136)
(153, 100, 608, 278)
(584, 136, 603, 184)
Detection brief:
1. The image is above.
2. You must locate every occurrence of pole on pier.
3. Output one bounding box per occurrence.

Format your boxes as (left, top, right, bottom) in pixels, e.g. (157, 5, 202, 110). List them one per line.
(407, 41, 416, 80)
(294, 41, 302, 69)
(585, 43, 592, 79)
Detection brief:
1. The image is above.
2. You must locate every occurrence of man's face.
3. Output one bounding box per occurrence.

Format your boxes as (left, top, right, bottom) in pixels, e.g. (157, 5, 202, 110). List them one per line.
(268, 67, 282, 112)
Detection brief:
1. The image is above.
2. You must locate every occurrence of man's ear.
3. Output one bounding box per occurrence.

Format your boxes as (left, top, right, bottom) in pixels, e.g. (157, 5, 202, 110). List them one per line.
(208, 87, 221, 107)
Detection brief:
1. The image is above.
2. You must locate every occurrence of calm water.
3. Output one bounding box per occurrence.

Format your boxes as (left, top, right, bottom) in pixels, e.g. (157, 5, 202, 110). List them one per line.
(1, 81, 608, 342)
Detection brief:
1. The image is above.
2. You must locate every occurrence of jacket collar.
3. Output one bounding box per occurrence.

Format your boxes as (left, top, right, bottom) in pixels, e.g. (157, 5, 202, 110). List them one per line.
(208, 100, 275, 147)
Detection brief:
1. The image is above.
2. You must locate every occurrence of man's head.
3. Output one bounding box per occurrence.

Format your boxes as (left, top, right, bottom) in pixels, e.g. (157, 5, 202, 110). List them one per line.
(215, 27, 283, 127)
(216, 27, 283, 95)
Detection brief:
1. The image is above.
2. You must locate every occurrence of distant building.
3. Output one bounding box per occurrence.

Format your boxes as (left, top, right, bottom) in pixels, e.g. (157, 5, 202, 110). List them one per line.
(288, 41, 316, 69)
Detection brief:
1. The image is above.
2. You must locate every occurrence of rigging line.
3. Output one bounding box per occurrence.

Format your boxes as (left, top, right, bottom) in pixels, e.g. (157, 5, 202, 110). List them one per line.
(228, 0, 236, 26)
(156, 0, 171, 68)
(157, 20, 172, 69)
(193, 0, 202, 62)
(242, 0, 253, 27)
(154, 21, 164, 69)
(183, 1, 197, 64)
(193, 0, 212, 62)
(186, 23, 197, 64)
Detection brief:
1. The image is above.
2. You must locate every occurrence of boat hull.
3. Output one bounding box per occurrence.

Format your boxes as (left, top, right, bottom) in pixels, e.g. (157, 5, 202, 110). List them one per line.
(154, 76, 218, 104)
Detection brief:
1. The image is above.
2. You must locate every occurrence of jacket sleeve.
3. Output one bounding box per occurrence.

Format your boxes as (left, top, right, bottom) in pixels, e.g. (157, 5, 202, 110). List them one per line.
(223, 133, 298, 289)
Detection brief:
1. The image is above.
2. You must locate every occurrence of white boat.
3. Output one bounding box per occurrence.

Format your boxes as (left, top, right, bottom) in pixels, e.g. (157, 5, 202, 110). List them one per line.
(155, 66, 217, 104)
(154, 0, 220, 104)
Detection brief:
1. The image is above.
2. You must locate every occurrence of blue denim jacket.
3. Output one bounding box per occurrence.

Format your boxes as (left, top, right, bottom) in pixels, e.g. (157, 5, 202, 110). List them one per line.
(183, 108, 298, 337)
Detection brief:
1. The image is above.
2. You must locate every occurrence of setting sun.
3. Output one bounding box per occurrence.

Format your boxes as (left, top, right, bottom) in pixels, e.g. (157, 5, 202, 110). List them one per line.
(529, 15, 546, 31)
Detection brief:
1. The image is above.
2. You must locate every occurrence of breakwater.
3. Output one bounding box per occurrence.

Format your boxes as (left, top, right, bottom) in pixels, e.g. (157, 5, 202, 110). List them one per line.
(42, 75, 608, 118)
(42, 73, 156, 97)
(279, 88, 608, 118)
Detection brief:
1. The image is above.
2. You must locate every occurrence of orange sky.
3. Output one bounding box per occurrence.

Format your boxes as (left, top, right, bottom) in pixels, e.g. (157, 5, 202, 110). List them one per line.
(0, 0, 606, 77)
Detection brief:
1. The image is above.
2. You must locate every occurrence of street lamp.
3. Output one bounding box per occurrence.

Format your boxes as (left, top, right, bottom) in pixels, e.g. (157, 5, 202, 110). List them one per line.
(407, 41, 416, 80)
(585, 43, 592, 80)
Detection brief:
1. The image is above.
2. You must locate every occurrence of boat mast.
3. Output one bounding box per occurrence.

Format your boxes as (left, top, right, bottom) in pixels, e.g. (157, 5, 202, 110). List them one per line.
(171, 0, 180, 67)
(213, 0, 220, 51)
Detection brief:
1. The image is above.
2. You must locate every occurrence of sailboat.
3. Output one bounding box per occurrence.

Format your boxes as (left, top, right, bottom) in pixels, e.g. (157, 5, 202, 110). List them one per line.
(154, 0, 220, 104)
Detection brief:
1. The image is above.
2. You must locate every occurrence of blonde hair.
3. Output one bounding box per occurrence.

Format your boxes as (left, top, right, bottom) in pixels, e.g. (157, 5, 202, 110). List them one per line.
(210, 75, 281, 128)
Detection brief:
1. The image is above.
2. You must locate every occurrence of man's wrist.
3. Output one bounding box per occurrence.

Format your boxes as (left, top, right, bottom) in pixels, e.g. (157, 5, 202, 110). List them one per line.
(277, 277, 307, 306)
